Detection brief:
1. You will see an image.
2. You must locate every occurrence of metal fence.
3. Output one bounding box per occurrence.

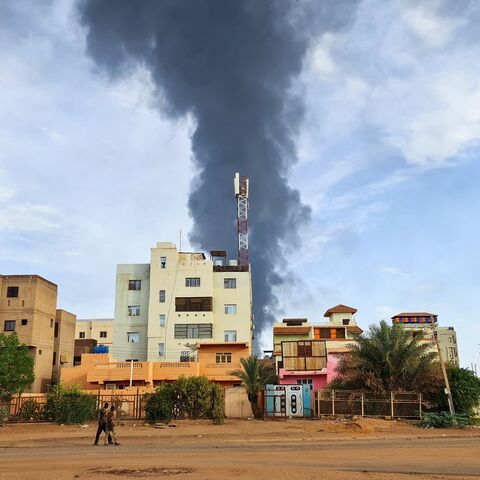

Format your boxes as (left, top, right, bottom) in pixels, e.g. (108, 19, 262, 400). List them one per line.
(315, 390, 423, 419)
(3, 390, 151, 422)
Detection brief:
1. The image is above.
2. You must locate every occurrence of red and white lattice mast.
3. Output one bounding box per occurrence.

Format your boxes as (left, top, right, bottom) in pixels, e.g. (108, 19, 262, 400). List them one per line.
(234, 173, 250, 267)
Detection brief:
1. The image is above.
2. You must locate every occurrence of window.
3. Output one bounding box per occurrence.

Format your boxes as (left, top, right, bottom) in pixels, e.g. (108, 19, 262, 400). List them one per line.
(128, 305, 140, 316)
(79, 331, 86, 339)
(159, 314, 165, 327)
(159, 290, 166, 303)
(215, 352, 232, 364)
(127, 332, 140, 343)
(175, 297, 212, 312)
(54, 322, 59, 338)
(224, 304, 237, 315)
(174, 323, 213, 339)
(99, 331, 107, 338)
(185, 277, 201, 287)
(224, 278, 236, 289)
(52, 351, 57, 366)
(297, 378, 313, 390)
(21, 319, 28, 326)
(4, 320, 15, 332)
(187, 324, 199, 339)
(224, 330, 237, 342)
(128, 280, 141, 290)
(160, 256, 167, 269)
(342, 319, 350, 325)
(158, 343, 165, 356)
(50, 319, 54, 328)
(180, 351, 191, 362)
(6, 286, 19, 297)
(297, 343, 313, 357)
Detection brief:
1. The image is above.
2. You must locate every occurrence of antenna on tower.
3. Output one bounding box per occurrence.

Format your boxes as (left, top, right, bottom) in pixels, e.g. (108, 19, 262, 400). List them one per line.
(234, 172, 249, 267)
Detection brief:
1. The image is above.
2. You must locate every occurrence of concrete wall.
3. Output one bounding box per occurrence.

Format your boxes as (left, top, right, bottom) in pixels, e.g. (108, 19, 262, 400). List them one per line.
(112, 264, 150, 361)
(224, 386, 253, 418)
(0, 275, 57, 392)
(52, 309, 76, 384)
(76, 318, 113, 345)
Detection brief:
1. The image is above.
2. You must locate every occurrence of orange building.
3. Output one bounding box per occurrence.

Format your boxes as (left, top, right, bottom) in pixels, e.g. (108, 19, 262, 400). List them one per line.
(60, 342, 249, 389)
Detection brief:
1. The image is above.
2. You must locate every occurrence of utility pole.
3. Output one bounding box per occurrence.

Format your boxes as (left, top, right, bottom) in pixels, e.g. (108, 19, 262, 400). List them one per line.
(430, 315, 455, 415)
(129, 359, 134, 387)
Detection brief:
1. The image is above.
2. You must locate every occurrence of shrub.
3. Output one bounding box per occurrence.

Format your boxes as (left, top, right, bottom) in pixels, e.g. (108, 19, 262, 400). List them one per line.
(17, 398, 44, 421)
(144, 383, 174, 423)
(211, 383, 225, 425)
(144, 376, 225, 424)
(420, 411, 475, 428)
(44, 384, 97, 424)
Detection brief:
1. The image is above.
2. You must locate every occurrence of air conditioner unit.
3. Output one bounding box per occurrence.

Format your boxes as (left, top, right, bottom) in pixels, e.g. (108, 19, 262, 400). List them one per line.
(60, 354, 70, 364)
(214, 260, 223, 266)
(228, 260, 238, 266)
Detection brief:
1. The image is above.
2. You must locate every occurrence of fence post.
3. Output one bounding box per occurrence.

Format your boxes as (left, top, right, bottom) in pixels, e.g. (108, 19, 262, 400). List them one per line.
(331, 390, 335, 416)
(361, 392, 365, 417)
(390, 391, 394, 418)
(15, 393, 22, 420)
(418, 393, 422, 418)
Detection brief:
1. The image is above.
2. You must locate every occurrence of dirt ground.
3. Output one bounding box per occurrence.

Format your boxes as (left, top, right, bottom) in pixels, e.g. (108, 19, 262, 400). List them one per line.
(1, 418, 479, 480)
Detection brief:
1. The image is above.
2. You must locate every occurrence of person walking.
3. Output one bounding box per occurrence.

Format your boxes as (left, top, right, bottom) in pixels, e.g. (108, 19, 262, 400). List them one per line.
(105, 405, 120, 446)
(94, 402, 112, 445)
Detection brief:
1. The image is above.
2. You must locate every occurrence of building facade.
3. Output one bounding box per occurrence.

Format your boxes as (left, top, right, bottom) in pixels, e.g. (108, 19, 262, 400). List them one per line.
(0, 274, 75, 392)
(111, 242, 253, 363)
(112, 264, 150, 362)
(273, 305, 363, 390)
(391, 312, 459, 366)
(75, 318, 114, 346)
(60, 342, 249, 389)
(52, 310, 76, 384)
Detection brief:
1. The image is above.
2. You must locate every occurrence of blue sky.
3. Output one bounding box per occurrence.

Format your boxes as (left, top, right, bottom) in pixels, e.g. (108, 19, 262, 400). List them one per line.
(1, 0, 479, 368)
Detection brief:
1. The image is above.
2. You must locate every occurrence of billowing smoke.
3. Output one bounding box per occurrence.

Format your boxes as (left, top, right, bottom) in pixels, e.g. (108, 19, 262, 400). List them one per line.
(79, 0, 355, 346)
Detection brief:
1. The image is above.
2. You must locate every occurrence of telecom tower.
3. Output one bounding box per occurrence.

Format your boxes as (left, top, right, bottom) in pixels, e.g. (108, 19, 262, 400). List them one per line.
(234, 172, 249, 267)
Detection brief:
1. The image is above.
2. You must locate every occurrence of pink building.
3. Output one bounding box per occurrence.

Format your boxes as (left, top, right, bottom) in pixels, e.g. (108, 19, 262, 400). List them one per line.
(274, 306, 362, 391)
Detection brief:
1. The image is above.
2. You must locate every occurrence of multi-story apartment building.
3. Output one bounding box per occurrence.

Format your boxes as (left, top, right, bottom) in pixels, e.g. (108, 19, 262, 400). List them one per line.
(112, 242, 253, 362)
(391, 312, 459, 366)
(112, 264, 150, 361)
(0, 274, 75, 392)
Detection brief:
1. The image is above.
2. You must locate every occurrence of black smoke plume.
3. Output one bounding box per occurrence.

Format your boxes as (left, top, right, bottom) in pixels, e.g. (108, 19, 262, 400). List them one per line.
(79, 0, 355, 347)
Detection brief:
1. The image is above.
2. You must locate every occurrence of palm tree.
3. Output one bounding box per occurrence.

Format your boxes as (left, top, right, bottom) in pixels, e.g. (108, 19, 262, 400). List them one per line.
(334, 321, 441, 394)
(231, 356, 277, 418)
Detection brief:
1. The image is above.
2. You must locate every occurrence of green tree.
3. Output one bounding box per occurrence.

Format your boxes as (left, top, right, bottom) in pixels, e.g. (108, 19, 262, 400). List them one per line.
(0, 333, 35, 401)
(332, 321, 442, 394)
(437, 367, 480, 415)
(231, 356, 276, 418)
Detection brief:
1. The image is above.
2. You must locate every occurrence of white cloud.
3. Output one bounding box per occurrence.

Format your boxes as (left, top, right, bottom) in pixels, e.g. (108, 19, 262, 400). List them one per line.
(0, 202, 59, 233)
(380, 266, 409, 279)
(402, 4, 463, 49)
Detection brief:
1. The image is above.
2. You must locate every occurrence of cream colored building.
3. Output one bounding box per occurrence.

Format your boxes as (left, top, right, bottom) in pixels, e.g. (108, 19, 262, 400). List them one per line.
(0, 274, 75, 392)
(111, 264, 150, 361)
(112, 242, 253, 362)
(391, 312, 459, 366)
(76, 318, 114, 345)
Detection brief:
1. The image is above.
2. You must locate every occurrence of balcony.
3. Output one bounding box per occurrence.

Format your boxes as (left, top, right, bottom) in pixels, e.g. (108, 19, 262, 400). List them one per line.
(152, 362, 200, 380)
(87, 362, 151, 383)
(201, 363, 241, 380)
